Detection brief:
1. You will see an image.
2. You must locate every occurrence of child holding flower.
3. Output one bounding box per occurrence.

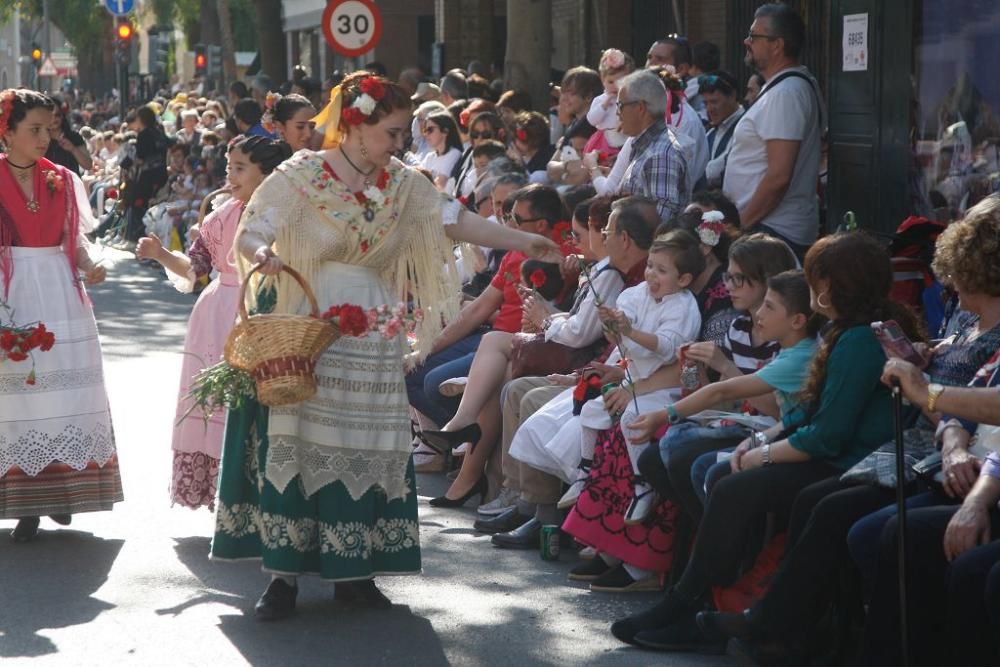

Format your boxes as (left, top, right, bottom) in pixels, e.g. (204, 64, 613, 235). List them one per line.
(136, 135, 291, 509)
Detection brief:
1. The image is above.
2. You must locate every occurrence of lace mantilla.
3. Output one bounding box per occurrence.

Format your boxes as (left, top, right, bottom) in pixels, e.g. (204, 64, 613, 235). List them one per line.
(216, 502, 420, 558)
(264, 436, 412, 501)
(0, 416, 116, 477)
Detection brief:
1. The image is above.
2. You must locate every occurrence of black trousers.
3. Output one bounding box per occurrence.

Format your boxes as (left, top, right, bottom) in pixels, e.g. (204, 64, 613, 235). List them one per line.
(749, 479, 899, 636)
(863, 504, 1000, 667)
(674, 460, 839, 599)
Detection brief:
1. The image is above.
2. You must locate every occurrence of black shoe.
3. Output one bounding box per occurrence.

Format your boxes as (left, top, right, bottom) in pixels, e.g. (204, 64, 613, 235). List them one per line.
(474, 506, 531, 534)
(429, 475, 487, 508)
(609, 588, 699, 645)
(567, 557, 612, 581)
(589, 563, 662, 593)
(254, 578, 297, 620)
(696, 609, 755, 643)
(337, 579, 393, 610)
(490, 517, 541, 549)
(49, 514, 72, 526)
(634, 614, 726, 654)
(421, 423, 482, 455)
(11, 517, 40, 543)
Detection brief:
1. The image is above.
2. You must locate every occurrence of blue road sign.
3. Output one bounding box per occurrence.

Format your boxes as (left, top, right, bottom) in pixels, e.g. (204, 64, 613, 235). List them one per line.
(104, 0, 135, 17)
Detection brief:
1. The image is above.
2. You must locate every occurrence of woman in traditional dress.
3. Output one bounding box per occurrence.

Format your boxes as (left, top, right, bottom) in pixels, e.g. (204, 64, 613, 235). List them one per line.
(0, 89, 120, 542)
(137, 136, 292, 509)
(210, 72, 559, 619)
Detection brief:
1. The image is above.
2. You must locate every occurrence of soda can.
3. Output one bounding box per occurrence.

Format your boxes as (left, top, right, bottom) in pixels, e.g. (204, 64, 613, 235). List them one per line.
(540, 524, 561, 560)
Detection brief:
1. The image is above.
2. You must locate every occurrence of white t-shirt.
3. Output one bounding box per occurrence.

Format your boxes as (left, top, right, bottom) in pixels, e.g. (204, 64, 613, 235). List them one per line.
(723, 66, 822, 246)
(420, 146, 462, 179)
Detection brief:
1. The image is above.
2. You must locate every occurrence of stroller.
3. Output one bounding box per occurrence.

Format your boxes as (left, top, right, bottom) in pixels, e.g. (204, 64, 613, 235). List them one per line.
(887, 216, 948, 334)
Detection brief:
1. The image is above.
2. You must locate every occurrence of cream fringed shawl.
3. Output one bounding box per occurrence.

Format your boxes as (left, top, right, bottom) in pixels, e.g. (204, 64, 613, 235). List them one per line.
(234, 151, 463, 363)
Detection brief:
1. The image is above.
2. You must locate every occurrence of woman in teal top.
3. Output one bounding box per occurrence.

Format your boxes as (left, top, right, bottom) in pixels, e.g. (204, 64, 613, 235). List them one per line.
(610, 232, 924, 651)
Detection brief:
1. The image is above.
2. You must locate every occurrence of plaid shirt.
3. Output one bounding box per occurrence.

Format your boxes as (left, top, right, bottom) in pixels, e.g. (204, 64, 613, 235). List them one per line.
(619, 119, 689, 221)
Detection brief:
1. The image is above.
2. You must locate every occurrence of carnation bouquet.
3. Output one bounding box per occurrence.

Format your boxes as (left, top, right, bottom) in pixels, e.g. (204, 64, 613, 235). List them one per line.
(0, 300, 56, 385)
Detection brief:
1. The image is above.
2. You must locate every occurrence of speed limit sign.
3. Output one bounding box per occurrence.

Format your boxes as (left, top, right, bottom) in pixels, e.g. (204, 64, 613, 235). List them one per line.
(322, 0, 383, 58)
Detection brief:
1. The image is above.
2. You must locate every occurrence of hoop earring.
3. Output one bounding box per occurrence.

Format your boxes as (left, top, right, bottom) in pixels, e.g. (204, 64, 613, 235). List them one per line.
(816, 292, 831, 309)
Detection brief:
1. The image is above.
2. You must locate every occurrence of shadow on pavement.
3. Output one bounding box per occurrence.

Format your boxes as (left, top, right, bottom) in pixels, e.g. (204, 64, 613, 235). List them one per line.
(0, 529, 123, 658)
(169, 536, 450, 666)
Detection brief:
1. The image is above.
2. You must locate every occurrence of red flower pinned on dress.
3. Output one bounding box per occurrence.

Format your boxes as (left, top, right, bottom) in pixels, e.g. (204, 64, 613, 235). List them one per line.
(44, 170, 65, 195)
(358, 76, 386, 100)
(515, 127, 528, 143)
(529, 269, 547, 289)
(341, 106, 366, 126)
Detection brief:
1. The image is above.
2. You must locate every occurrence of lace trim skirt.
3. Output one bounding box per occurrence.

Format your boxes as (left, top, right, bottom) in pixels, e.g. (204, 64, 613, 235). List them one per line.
(0, 247, 120, 515)
(0, 457, 123, 518)
(211, 398, 420, 580)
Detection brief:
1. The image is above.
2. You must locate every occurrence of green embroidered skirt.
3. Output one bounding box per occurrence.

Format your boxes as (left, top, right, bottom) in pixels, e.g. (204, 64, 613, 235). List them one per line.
(210, 397, 421, 580)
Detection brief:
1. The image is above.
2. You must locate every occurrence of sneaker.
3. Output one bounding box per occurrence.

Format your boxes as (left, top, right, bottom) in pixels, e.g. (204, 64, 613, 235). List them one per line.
(568, 557, 612, 581)
(589, 564, 662, 593)
(477, 486, 519, 515)
(623, 482, 659, 526)
(438, 377, 468, 397)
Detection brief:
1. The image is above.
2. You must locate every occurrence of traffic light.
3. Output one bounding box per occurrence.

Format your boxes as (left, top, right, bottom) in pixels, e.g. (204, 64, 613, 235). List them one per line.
(30, 43, 42, 67)
(194, 44, 207, 78)
(149, 31, 170, 80)
(114, 19, 133, 65)
(207, 45, 222, 80)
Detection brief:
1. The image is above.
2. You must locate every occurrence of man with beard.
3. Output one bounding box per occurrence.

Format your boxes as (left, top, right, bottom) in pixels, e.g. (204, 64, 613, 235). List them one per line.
(723, 3, 823, 259)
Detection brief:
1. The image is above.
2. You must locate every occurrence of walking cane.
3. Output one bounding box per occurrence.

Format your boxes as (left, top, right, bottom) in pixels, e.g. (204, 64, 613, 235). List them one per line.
(891, 379, 910, 667)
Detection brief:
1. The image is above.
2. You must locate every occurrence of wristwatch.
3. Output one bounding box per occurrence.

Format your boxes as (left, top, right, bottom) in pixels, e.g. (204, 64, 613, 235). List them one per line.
(761, 443, 772, 466)
(752, 431, 769, 448)
(926, 383, 946, 412)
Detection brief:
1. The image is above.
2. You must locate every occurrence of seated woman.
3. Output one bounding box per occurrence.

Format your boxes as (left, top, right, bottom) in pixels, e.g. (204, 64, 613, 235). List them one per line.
(610, 232, 921, 650)
(863, 350, 1000, 667)
(510, 112, 554, 183)
(420, 194, 630, 506)
(419, 111, 464, 191)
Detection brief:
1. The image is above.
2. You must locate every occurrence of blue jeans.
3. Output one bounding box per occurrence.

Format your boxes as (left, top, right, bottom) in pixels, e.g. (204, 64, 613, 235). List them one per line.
(690, 448, 735, 506)
(405, 330, 485, 427)
(655, 421, 747, 522)
(846, 489, 951, 592)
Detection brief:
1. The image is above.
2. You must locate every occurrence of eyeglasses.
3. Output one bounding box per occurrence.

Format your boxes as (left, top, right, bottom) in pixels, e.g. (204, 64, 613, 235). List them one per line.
(469, 130, 494, 140)
(722, 271, 750, 288)
(616, 100, 641, 114)
(512, 213, 548, 226)
(746, 32, 779, 43)
(422, 125, 439, 135)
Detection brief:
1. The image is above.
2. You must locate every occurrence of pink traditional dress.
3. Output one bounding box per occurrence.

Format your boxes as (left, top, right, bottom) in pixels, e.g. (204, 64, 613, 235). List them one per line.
(167, 196, 244, 509)
(0, 156, 122, 518)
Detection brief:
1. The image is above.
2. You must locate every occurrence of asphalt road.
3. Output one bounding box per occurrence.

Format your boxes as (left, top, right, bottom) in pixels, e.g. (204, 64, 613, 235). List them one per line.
(0, 248, 741, 667)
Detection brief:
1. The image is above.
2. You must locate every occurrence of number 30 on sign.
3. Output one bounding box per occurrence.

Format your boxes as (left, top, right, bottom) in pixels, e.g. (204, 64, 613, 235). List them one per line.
(322, 0, 383, 58)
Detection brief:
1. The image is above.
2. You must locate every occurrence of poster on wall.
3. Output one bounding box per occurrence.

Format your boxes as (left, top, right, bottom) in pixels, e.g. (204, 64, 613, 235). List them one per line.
(843, 13, 869, 71)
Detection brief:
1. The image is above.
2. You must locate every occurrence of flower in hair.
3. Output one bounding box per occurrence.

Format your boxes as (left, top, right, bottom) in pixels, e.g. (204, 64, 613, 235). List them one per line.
(358, 76, 385, 100)
(341, 75, 387, 126)
(602, 49, 626, 70)
(0, 90, 15, 139)
(515, 127, 528, 143)
(261, 91, 280, 134)
(697, 211, 726, 247)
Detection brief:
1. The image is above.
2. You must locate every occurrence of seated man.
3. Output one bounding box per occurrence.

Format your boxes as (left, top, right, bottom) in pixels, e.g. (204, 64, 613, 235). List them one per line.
(406, 184, 564, 429)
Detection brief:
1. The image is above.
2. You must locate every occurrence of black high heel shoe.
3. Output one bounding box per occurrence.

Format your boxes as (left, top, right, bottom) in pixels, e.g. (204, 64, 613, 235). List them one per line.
(429, 475, 487, 508)
(420, 423, 482, 455)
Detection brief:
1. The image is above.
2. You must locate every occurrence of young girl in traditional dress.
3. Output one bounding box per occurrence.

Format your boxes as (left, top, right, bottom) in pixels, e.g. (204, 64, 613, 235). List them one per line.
(137, 136, 292, 509)
(0, 89, 120, 542)
(556, 230, 703, 523)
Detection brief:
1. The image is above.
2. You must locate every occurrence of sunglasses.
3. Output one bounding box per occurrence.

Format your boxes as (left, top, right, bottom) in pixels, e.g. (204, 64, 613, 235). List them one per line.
(697, 74, 735, 94)
(512, 213, 548, 226)
(469, 130, 494, 140)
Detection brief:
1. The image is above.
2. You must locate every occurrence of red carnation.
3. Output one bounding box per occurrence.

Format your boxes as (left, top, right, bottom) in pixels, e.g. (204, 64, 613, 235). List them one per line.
(572, 376, 588, 402)
(337, 304, 370, 337)
(0, 331, 14, 351)
(341, 107, 366, 126)
(40, 331, 55, 351)
(7, 350, 27, 362)
(515, 128, 528, 143)
(529, 269, 546, 289)
(358, 77, 385, 100)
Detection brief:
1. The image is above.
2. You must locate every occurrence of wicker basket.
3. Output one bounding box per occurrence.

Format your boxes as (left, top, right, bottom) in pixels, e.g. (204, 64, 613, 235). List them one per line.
(224, 264, 340, 407)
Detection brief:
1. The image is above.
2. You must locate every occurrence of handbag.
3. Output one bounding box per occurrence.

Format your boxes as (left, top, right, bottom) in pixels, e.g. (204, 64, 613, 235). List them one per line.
(840, 428, 938, 489)
(508, 332, 604, 379)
